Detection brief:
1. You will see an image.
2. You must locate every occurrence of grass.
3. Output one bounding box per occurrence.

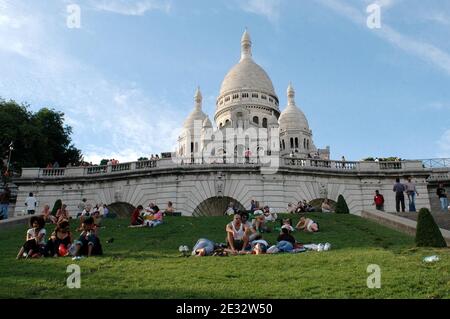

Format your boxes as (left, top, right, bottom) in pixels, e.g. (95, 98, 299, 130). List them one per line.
(0, 213, 449, 299)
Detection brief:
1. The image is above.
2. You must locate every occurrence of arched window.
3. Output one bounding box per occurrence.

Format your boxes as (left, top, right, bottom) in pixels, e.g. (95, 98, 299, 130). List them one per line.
(190, 142, 194, 153)
(290, 138, 294, 149)
(295, 138, 299, 149)
(225, 119, 230, 125)
(219, 123, 223, 128)
(195, 142, 198, 153)
(303, 138, 306, 149)
(253, 116, 259, 125)
(307, 140, 310, 150)
(282, 140, 286, 150)
(252, 93, 258, 98)
(262, 118, 268, 128)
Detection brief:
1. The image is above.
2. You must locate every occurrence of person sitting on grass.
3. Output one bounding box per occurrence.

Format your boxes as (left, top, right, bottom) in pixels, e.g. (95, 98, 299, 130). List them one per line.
(164, 201, 175, 216)
(296, 217, 319, 233)
(267, 225, 296, 254)
(147, 206, 163, 228)
(321, 199, 332, 213)
(226, 213, 250, 254)
(192, 238, 216, 257)
(92, 210, 102, 228)
(263, 205, 277, 222)
(72, 217, 103, 259)
(56, 204, 70, 223)
(41, 204, 57, 224)
(45, 221, 72, 257)
(129, 205, 144, 226)
(240, 211, 261, 242)
(16, 216, 47, 259)
(253, 210, 272, 233)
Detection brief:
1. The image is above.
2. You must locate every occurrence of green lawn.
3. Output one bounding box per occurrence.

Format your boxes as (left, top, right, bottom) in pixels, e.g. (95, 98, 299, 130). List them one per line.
(0, 213, 449, 299)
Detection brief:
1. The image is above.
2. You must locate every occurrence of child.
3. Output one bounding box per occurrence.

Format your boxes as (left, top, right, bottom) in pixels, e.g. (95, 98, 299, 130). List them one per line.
(72, 217, 103, 258)
(45, 221, 72, 257)
(16, 216, 46, 259)
(296, 217, 319, 233)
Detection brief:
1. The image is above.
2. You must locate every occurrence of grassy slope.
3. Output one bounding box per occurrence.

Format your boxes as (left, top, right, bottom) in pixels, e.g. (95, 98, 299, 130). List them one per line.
(0, 213, 448, 299)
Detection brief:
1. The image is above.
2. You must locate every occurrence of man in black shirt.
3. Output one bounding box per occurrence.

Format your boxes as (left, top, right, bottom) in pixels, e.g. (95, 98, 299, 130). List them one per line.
(393, 178, 406, 213)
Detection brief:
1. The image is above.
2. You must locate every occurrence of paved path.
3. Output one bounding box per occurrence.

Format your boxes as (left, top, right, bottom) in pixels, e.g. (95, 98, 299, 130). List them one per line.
(388, 212, 450, 231)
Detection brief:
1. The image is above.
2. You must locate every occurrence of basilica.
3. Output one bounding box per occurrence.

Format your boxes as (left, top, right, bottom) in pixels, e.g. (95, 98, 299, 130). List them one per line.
(177, 30, 330, 161)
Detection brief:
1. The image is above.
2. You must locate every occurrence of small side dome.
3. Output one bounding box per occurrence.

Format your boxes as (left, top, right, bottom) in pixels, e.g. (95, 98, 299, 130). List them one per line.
(183, 87, 207, 129)
(278, 83, 310, 132)
(202, 116, 212, 128)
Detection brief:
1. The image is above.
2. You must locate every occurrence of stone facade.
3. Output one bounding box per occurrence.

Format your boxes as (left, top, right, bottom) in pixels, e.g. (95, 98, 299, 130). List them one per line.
(13, 159, 431, 217)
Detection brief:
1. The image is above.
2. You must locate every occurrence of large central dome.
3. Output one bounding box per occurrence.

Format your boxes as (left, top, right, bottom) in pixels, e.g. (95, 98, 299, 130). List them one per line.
(219, 30, 276, 98)
(220, 58, 276, 96)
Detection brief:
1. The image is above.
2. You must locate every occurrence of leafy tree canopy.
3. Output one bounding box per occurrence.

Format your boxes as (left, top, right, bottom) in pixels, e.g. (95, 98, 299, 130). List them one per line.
(0, 98, 82, 176)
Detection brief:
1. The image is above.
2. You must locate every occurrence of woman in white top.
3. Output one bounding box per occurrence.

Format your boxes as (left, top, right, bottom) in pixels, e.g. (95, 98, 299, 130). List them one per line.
(16, 216, 47, 259)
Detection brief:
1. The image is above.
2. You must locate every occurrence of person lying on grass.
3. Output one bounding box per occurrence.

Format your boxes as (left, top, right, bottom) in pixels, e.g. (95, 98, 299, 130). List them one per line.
(72, 217, 103, 258)
(192, 238, 216, 256)
(296, 217, 319, 233)
(226, 213, 250, 254)
(44, 220, 72, 257)
(16, 216, 46, 259)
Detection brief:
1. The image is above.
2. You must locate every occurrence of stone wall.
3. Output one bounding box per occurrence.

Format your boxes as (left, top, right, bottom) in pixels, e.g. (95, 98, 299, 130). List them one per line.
(12, 164, 432, 217)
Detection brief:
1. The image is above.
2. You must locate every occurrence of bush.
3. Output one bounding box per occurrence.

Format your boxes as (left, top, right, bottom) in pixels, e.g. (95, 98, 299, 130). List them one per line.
(415, 208, 447, 247)
(51, 199, 62, 216)
(335, 195, 349, 214)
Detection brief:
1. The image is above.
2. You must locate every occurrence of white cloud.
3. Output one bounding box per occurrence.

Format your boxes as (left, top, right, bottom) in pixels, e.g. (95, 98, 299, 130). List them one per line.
(239, 0, 281, 23)
(426, 12, 450, 26)
(317, 0, 450, 76)
(0, 0, 181, 164)
(92, 0, 171, 16)
(437, 129, 450, 157)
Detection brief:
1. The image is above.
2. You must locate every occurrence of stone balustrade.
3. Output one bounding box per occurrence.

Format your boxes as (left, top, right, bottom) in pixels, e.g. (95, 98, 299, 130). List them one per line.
(17, 157, 433, 181)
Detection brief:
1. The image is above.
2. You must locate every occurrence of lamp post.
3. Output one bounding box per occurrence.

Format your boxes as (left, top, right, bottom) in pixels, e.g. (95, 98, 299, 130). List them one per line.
(5, 142, 13, 176)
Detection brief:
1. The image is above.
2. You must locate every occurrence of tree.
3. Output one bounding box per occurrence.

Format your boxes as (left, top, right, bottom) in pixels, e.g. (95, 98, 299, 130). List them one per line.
(335, 195, 350, 214)
(0, 99, 82, 171)
(415, 208, 447, 247)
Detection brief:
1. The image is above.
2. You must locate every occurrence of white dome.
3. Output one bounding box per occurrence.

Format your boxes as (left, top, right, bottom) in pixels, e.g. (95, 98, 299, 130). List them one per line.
(202, 116, 212, 128)
(183, 87, 207, 129)
(279, 84, 310, 131)
(219, 30, 276, 98)
(220, 59, 276, 97)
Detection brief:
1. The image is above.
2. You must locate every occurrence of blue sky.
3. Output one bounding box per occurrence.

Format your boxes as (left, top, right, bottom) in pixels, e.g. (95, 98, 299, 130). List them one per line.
(0, 0, 449, 163)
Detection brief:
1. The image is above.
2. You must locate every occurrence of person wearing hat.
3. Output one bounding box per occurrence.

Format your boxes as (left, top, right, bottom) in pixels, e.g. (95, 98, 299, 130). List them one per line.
(296, 217, 319, 233)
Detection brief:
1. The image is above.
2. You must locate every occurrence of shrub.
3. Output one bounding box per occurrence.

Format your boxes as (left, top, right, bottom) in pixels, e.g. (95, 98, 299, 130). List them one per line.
(335, 195, 349, 214)
(415, 208, 447, 247)
(51, 199, 62, 216)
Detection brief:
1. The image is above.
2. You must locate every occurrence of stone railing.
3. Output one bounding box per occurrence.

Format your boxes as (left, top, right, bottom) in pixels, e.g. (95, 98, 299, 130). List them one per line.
(40, 168, 66, 177)
(18, 157, 428, 180)
(284, 158, 358, 170)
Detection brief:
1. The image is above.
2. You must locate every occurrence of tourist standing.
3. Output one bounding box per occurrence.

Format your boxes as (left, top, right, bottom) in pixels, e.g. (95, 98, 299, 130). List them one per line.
(373, 190, 385, 211)
(0, 185, 11, 220)
(405, 177, 419, 212)
(436, 183, 448, 212)
(244, 148, 251, 164)
(393, 178, 406, 213)
(25, 192, 37, 215)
